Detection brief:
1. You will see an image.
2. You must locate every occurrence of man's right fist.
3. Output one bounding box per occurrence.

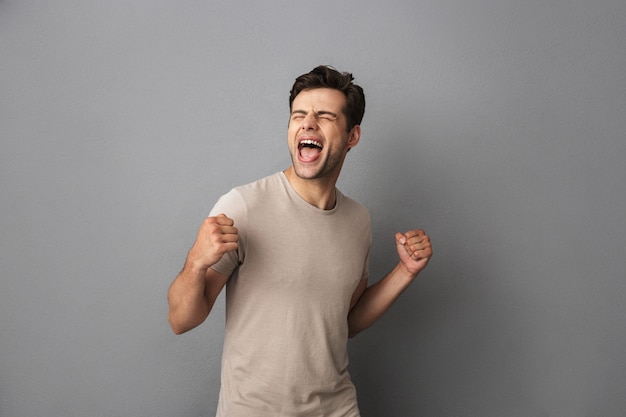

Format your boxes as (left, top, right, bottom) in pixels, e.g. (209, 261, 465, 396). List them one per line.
(187, 214, 238, 270)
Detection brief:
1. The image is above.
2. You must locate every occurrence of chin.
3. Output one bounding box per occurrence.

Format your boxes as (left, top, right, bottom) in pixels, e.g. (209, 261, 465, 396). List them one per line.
(294, 167, 321, 180)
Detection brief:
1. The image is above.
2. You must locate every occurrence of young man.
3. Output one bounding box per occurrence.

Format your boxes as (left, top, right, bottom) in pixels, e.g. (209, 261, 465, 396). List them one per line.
(168, 65, 432, 416)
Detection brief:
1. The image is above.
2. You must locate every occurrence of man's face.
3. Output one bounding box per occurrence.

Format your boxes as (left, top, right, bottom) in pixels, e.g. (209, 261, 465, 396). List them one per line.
(287, 88, 360, 181)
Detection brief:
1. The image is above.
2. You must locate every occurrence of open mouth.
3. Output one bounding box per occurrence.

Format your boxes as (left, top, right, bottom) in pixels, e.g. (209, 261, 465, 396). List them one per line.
(298, 139, 323, 162)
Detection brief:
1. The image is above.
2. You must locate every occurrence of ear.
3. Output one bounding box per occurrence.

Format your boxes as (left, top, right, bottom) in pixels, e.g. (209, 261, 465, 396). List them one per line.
(346, 125, 361, 150)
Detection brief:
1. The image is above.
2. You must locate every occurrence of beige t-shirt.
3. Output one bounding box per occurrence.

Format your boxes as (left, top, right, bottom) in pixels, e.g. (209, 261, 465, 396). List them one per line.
(210, 172, 371, 417)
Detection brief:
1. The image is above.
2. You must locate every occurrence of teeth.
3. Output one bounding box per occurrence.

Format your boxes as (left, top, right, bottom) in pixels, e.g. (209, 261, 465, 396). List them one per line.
(300, 139, 322, 148)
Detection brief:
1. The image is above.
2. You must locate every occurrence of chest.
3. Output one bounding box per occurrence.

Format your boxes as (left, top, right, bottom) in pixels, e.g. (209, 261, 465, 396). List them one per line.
(236, 204, 369, 303)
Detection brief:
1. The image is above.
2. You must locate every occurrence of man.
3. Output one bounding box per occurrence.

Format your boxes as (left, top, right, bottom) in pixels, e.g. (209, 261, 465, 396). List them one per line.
(168, 65, 432, 416)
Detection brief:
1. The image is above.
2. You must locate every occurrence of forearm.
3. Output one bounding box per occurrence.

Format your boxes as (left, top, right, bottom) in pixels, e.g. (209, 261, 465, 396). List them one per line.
(347, 263, 416, 337)
(167, 261, 211, 335)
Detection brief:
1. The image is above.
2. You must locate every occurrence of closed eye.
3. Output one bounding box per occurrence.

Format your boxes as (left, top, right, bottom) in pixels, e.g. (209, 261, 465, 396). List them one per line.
(291, 111, 306, 121)
(290, 110, 338, 122)
(317, 111, 337, 121)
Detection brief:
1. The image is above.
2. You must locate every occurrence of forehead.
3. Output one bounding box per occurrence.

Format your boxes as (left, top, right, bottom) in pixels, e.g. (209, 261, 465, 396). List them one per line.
(292, 88, 346, 113)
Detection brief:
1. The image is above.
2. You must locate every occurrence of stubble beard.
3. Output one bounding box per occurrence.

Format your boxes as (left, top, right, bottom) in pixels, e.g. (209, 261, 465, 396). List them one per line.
(290, 148, 344, 181)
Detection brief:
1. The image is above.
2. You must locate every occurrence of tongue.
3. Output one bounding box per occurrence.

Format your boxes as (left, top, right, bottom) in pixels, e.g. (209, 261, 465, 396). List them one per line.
(300, 146, 321, 161)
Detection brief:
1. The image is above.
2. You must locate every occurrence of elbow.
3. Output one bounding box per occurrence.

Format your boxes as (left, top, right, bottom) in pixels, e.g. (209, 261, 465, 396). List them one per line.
(168, 313, 190, 335)
(167, 304, 209, 335)
(169, 321, 185, 335)
(347, 318, 367, 338)
(170, 325, 186, 335)
(348, 325, 366, 338)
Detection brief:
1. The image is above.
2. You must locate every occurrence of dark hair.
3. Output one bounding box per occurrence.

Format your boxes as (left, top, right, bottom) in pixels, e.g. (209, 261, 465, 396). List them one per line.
(289, 65, 365, 131)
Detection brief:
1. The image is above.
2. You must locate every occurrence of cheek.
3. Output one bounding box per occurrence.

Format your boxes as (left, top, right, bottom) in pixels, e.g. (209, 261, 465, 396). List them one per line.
(287, 124, 298, 139)
(325, 128, 348, 146)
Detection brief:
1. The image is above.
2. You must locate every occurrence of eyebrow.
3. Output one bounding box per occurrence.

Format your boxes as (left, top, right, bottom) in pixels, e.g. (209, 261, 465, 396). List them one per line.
(318, 110, 338, 118)
(291, 109, 338, 118)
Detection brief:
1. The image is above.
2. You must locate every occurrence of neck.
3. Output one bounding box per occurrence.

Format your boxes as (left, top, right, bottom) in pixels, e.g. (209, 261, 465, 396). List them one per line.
(283, 167, 338, 210)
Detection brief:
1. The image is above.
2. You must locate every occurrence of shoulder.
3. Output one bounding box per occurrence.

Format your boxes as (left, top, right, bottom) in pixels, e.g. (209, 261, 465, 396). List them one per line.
(338, 191, 370, 220)
(209, 172, 284, 216)
(233, 172, 284, 195)
(336, 191, 371, 240)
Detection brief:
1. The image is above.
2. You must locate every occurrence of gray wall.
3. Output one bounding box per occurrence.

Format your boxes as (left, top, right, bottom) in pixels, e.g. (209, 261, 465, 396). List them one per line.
(1, 1, 625, 416)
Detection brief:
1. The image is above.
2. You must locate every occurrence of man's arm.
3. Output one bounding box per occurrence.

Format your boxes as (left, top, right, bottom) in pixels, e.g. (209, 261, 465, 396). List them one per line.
(168, 265, 230, 335)
(167, 214, 238, 335)
(348, 229, 432, 338)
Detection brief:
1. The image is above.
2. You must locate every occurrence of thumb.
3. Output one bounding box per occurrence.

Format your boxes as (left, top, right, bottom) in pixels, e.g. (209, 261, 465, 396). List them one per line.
(395, 232, 413, 263)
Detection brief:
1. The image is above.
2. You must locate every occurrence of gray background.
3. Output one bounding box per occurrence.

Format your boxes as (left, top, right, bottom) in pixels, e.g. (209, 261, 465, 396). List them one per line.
(1, 0, 625, 416)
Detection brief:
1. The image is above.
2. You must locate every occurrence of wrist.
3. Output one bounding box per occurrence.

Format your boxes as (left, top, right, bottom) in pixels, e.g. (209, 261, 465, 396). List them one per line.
(395, 261, 419, 281)
(183, 254, 210, 276)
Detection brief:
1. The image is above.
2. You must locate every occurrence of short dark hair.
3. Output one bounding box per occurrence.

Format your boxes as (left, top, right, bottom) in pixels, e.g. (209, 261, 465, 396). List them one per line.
(289, 65, 365, 131)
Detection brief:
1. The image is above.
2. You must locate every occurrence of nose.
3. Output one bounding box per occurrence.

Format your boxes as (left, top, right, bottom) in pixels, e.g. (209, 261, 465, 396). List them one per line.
(301, 113, 317, 130)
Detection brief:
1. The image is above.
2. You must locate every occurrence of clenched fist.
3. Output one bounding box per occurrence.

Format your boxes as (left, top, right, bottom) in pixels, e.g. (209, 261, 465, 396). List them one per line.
(186, 214, 239, 270)
(395, 229, 432, 276)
